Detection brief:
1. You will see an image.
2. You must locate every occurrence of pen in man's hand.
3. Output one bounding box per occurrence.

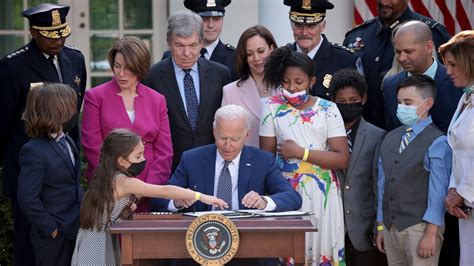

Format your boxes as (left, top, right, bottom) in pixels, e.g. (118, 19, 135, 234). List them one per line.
(193, 185, 197, 214)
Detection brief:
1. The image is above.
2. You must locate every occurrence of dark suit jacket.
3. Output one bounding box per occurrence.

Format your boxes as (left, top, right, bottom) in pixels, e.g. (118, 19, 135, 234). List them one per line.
(142, 57, 231, 172)
(161, 40, 238, 81)
(17, 135, 83, 241)
(151, 144, 302, 212)
(289, 35, 361, 99)
(0, 40, 87, 198)
(383, 63, 463, 132)
(336, 119, 386, 251)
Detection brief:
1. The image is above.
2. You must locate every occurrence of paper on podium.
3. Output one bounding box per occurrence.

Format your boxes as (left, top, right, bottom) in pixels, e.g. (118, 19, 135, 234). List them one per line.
(183, 210, 310, 218)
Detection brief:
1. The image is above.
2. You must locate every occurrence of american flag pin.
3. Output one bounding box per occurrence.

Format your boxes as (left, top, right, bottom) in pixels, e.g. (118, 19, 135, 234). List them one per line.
(246, 163, 251, 166)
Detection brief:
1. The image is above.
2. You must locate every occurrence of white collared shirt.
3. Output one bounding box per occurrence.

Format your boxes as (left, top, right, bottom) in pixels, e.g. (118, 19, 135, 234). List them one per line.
(296, 34, 323, 60)
(203, 38, 220, 60)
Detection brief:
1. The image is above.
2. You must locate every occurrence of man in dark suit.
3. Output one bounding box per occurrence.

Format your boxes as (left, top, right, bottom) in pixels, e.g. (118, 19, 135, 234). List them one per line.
(152, 104, 301, 213)
(330, 69, 387, 266)
(343, 0, 451, 128)
(0, 3, 86, 265)
(383, 21, 462, 133)
(143, 10, 231, 173)
(284, 0, 363, 99)
(382, 22, 461, 265)
(162, 0, 238, 81)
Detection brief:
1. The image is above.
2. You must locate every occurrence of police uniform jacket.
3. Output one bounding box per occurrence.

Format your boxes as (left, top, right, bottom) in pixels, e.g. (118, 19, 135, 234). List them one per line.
(343, 7, 451, 128)
(0, 40, 86, 198)
(289, 35, 361, 100)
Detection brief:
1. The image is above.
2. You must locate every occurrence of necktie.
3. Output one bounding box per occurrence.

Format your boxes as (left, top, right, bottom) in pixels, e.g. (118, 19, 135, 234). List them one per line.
(216, 160, 233, 210)
(346, 129, 353, 154)
(57, 136, 72, 164)
(183, 69, 199, 130)
(200, 48, 207, 58)
(48, 55, 61, 82)
(399, 127, 413, 153)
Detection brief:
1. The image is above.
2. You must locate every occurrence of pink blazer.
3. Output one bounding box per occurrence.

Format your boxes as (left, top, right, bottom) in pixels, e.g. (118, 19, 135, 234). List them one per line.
(222, 77, 262, 148)
(81, 79, 173, 186)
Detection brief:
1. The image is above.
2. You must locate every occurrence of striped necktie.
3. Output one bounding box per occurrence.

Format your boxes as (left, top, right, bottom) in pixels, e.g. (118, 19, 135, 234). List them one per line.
(399, 127, 413, 153)
(346, 129, 353, 154)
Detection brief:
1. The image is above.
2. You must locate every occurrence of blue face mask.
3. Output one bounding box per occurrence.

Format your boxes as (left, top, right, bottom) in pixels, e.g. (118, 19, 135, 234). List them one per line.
(396, 100, 427, 126)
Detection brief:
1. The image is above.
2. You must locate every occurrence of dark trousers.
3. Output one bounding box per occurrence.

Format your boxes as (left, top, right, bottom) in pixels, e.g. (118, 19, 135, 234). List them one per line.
(439, 213, 460, 266)
(30, 229, 75, 266)
(345, 233, 387, 266)
(12, 199, 35, 266)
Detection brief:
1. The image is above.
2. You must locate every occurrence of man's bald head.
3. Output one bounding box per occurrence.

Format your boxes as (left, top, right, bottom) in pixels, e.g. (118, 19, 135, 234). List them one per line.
(393, 20, 433, 44)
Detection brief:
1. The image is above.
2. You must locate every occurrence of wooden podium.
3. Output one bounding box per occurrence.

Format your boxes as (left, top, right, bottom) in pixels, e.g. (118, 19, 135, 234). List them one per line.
(110, 216, 317, 265)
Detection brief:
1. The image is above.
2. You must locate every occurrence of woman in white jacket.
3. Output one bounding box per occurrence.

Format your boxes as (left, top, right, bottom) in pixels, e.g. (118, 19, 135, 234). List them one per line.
(440, 30, 474, 266)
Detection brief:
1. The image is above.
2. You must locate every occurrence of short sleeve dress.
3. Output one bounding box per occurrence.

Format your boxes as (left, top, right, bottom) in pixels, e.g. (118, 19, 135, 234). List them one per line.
(260, 94, 347, 265)
(71, 173, 132, 265)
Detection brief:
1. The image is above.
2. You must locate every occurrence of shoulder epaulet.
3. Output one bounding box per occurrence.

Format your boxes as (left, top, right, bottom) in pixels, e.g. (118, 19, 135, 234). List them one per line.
(330, 42, 355, 53)
(345, 17, 377, 35)
(224, 43, 235, 50)
(417, 16, 439, 29)
(63, 44, 82, 52)
(4, 45, 30, 60)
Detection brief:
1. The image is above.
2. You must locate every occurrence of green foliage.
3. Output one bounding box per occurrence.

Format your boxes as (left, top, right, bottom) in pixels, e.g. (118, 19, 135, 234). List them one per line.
(0, 178, 13, 266)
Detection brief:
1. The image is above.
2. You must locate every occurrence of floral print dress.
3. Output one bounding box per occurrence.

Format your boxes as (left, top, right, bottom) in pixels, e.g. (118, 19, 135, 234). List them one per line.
(260, 94, 346, 266)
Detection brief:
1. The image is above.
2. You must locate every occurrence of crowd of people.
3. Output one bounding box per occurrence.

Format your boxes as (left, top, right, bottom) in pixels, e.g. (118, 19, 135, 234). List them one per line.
(0, 0, 472, 265)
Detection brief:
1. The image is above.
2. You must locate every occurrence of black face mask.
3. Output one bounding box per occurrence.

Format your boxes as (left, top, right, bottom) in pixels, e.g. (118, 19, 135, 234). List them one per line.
(126, 160, 146, 177)
(337, 102, 364, 123)
(63, 112, 78, 132)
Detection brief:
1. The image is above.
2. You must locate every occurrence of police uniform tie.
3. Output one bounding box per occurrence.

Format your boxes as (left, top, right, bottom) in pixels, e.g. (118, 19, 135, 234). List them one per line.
(346, 128, 353, 154)
(399, 127, 413, 153)
(48, 55, 62, 82)
(216, 160, 233, 210)
(183, 69, 199, 131)
(200, 48, 207, 58)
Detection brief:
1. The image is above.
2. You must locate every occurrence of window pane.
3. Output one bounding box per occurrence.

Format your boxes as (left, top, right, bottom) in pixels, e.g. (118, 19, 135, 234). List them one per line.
(28, 0, 57, 7)
(0, 1, 23, 30)
(91, 77, 112, 88)
(123, 0, 152, 29)
(90, 0, 118, 30)
(0, 35, 25, 57)
(90, 34, 118, 72)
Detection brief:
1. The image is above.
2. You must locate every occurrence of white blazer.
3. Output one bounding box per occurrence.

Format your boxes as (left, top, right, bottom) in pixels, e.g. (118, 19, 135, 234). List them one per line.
(447, 93, 474, 207)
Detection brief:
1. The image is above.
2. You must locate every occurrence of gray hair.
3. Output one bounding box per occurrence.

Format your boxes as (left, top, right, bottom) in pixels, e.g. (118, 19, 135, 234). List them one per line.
(213, 105, 251, 131)
(166, 10, 204, 43)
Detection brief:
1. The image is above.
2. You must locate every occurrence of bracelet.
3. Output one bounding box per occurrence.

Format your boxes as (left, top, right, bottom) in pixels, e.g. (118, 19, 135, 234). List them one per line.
(302, 148, 309, 161)
(377, 225, 384, 232)
(195, 192, 201, 201)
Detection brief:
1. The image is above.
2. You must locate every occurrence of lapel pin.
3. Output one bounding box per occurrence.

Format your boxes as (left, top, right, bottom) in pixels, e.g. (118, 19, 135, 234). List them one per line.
(246, 163, 251, 166)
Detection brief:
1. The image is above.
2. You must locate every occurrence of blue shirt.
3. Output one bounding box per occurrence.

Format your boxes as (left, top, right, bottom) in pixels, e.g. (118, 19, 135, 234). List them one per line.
(377, 116, 452, 226)
(172, 59, 200, 115)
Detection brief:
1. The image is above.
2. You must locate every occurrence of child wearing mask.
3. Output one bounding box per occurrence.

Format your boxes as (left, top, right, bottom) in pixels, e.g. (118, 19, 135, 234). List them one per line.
(375, 75, 452, 265)
(72, 129, 227, 265)
(330, 69, 387, 266)
(17, 83, 82, 265)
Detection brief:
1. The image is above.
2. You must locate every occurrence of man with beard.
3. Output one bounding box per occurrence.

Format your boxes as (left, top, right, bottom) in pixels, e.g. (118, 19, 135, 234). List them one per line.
(285, 0, 363, 99)
(343, 0, 451, 129)
(0, 3, 86, 265)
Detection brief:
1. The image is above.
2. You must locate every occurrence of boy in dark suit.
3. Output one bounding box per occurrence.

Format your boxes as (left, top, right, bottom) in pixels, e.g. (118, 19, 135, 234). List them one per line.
(331, 69, 387, 266)
(17, 83, 83, 266)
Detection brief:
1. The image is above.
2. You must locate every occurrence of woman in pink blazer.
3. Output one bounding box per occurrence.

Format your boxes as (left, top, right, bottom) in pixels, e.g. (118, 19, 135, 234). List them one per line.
(82, 37, 172, 212)
(222, 25, 277, 147)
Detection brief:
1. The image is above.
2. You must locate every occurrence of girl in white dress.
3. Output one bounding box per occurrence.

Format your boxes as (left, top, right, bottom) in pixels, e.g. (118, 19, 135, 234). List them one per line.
(72, 129, 227, 265)
(260, 46, 349, 265)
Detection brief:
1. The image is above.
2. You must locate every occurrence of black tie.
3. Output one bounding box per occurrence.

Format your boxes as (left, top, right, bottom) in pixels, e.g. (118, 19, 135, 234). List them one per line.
(200, 48, 207, 58)
(48, 55, 60, 81)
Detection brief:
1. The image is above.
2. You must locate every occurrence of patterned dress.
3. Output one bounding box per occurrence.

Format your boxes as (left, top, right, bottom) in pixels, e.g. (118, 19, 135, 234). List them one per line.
(260, 94, 346, 266)
(71, 173, 131, 265)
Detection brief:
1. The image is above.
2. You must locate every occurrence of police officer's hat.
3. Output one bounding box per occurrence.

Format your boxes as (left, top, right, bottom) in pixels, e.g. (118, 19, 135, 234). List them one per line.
(22, 3, 71, 39)
(284, 0, 334, 24)
(184, 0, 231, 17)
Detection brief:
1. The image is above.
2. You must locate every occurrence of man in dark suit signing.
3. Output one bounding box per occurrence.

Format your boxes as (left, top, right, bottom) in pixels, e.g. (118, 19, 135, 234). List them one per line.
(0, 4, 86, 265)
(143, 10, 231, 172)
(152, 104, 302, 214)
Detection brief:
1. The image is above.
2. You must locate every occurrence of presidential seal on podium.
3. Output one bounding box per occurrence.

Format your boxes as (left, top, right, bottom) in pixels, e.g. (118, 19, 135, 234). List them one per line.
(186, 213, 240, 265)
